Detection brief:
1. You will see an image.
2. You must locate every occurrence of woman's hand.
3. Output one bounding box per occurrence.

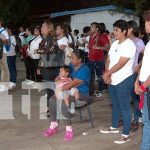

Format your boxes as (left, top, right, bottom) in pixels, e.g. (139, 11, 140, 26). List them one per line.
(134, 80, 143, 95)
(103, 72, 111, 85)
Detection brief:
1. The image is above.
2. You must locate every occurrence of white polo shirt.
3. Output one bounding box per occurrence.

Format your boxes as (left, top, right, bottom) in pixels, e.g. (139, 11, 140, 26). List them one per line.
(139, 41, 150, 82)
(108, 39, 136, 85)
(27, 35, 42, 59)
(0, 28, 9, 54)
(57, 36, 68, 48)
(7, 35, 16, 56)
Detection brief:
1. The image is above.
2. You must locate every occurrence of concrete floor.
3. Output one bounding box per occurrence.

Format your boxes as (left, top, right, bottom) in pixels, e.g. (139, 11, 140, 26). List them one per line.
(0, 59, 142, 150)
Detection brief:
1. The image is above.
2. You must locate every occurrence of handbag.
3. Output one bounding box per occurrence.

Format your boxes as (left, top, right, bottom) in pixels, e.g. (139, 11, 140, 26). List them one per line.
(38, 36, 65, 68)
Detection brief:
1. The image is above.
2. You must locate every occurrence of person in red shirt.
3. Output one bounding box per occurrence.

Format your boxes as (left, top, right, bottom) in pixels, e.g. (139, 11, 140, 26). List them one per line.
(88, 22, 110, 97)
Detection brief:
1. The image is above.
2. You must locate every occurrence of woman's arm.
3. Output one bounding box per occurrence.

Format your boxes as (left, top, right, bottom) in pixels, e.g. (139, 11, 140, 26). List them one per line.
(106, 57, 130, 76)
(62, 78, 83, 90)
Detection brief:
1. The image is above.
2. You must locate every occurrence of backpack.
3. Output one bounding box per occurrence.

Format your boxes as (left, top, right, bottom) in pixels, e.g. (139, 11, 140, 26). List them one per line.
(0, 38, 3, 59)
(0, 29, 10, 52)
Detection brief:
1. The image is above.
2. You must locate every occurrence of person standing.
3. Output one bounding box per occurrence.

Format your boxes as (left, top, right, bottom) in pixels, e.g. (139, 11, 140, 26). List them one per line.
(18, 26, 26, 46)
(6, 26, 17, 87)
(88, 22, 110, 96)
(100, 20, 136, 144)
(135, 10, 150, 150)
(27, 26, 42, 82)
(127, 21, 145, 132)
(0, 18, 10, 83)
(22, 26, 35, 83)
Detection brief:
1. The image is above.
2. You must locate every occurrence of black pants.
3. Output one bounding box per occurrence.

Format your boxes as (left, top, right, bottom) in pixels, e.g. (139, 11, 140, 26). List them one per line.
(24, 57, 42, 81)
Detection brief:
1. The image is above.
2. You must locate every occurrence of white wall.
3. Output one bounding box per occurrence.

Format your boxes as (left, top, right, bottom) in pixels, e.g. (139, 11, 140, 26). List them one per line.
(70, 10, 139, 34)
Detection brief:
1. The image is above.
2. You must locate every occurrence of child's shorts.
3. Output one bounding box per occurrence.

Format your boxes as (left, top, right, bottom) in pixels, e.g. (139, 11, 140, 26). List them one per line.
(56, 88, 78, 100)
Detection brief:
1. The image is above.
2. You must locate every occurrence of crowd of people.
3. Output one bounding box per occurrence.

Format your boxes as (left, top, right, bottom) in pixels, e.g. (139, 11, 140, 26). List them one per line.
(0, 9, 150, 150)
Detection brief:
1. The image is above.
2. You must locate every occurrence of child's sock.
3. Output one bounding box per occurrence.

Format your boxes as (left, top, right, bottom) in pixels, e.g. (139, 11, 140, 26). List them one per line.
(50, 122, 58, 129)
(66, 126, 73, 132)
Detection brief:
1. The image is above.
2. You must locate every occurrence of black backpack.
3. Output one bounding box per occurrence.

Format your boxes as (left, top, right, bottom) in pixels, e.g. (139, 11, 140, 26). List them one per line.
(0, 38, 3, 59)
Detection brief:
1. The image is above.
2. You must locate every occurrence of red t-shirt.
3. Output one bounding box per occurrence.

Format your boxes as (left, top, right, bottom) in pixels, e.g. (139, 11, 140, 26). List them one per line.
(89, 33, 109, 61)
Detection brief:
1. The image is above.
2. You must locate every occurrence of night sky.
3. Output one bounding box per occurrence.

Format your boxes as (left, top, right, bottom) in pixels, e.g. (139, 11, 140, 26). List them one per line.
(29, 0, 115, 15)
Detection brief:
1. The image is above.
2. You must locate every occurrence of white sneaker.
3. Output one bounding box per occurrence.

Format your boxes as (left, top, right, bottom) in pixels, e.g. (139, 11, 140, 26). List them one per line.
(139, 117, 143, 123)
(114, 135, 131, 144)
(70, 102, 75, 114)
(100, 127, 119, 134)
(22, 79, 30, 84)
(0, 85, 8, 92)
(9, 82, 16, 88)
(26, 80, 34, 85)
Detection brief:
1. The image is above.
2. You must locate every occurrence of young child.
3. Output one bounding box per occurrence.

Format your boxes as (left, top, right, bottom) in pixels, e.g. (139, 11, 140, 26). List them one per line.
(55, 66, 79, 114)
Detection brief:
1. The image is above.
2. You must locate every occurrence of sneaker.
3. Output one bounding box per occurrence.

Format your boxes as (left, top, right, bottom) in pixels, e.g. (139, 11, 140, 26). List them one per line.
(26, 80, 34, 85)
(9, 82, 16, 88)
(67, 102, 75, 114)
(64, 131, 73, 142)
(100, 127, 119, 134)
(114, 135, 131, 144)
(22, 79, 30, 84)
(131, 121, 139, 132)
(43, 127, 58, 137)
(0, 85, 8, 92)
(70, 102, 75, 114)
(75, 100, 86, 108)
(95, 91, 103, 97)
(139, 117, 143, 123)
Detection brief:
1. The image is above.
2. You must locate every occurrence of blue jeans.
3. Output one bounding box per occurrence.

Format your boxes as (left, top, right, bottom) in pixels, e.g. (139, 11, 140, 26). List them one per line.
(108, 75, 134, 135)
(88, 61, 104, 94)
(7, 56, 17, 83)
(140, 91, 150, 150)
(131, 73, 140, 122)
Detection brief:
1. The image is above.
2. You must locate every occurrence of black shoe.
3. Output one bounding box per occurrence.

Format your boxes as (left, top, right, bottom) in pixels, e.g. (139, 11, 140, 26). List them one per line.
(131, 121, 139, 132)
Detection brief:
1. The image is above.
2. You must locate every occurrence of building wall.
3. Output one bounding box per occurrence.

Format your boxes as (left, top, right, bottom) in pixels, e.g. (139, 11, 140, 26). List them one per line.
(70, 10, 139, 34)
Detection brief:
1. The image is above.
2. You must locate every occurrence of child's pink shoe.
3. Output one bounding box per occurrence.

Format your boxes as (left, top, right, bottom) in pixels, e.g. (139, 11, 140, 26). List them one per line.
(43, 127, 58, 137)
(64, 131, 74, 142)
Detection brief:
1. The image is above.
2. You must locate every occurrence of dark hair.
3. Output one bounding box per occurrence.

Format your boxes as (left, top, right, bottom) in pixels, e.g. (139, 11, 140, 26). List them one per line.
(26, 26, 35, 35)
(98, 23, 106, 34)
(0, 17, 4, 27)
(74, 29, 79, 35)
(144, 10, 150, 21)
(113, 19, 128, 36)
(35, 26, 41, 34)
(72, 49, 85, 62)
(128, 21, 139, 37)
(139, 27, 149, 45)
(56, 24, 67, 35)
(83, 26, 90, 33)
(91, 22, 99, 29)
(61, 65, 70, 74)
(6, 25, 14, 34)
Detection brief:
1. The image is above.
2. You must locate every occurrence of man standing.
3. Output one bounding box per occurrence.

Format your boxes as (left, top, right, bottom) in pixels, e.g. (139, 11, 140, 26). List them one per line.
(0, 18, 10, 83)
(135, 10, 150, 150)
(88, 22, 109, 96)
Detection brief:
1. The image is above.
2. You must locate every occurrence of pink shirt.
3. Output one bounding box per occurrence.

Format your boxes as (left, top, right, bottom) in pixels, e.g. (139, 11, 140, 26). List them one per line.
(132, 38, 145, 69)
(56, 77, 72, 89)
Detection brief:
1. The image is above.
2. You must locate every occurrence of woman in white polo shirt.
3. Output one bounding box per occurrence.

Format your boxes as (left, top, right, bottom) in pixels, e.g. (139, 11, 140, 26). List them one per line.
(100, 20, 136, 144)
(27, 26, 42, 82)
(56, 24, 68, 50)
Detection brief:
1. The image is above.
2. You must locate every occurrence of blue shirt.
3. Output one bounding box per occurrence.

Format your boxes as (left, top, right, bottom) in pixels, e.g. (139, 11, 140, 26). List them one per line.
(70, 64, 91, 95)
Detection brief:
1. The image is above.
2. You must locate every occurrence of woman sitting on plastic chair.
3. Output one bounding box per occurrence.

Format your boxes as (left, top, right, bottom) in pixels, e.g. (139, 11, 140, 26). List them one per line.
(43, 49, 91, 142)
